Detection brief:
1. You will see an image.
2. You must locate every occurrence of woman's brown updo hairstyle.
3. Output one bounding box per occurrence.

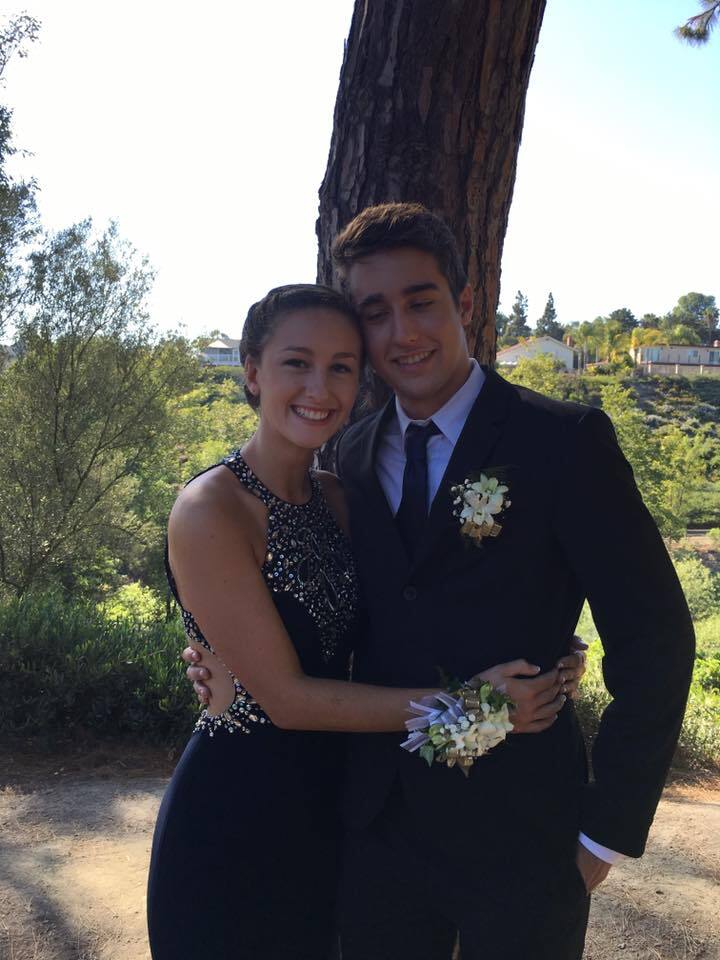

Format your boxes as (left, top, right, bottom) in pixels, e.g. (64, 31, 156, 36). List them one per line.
(240, 284, 361, 410)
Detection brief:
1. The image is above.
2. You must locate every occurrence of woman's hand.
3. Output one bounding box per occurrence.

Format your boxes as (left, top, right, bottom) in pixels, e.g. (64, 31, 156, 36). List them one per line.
(469, 638, 587, 734)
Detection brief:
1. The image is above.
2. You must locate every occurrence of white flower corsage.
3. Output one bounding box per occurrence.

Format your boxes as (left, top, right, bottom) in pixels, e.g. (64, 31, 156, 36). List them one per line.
(400, 682, 514, 777)
(450, 473, 511, 546)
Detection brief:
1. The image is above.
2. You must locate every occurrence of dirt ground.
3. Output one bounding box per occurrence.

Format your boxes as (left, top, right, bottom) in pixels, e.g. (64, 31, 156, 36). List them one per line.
(0, 744, 718, 960)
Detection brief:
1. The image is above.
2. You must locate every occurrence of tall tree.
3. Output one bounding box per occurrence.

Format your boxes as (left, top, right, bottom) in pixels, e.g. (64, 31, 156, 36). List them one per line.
(670, 292, 718, 340)
(0, 221, 197, 596)
(317, 0, 547, 372)
(502, 290, 531, 345)
(676, 1, 720, 43)
(0, 14, 40, 338)
(607, 307, 637, 334)
(495, 309, 510, 341)
(535, 292, 564, 340)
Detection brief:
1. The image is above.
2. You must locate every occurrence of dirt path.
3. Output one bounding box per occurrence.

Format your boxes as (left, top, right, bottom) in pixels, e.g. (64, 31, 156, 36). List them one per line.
(0, 750, 718, 960)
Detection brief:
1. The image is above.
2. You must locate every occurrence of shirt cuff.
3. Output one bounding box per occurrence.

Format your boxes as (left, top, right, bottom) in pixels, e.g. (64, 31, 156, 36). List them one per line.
(578, 832, 627, 865)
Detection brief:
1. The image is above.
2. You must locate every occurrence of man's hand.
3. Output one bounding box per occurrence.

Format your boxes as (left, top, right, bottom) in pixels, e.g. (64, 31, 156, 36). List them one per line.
(576, 843, 611, 894)
(182, 646, 212, 705)
(560, 635, 588, 700)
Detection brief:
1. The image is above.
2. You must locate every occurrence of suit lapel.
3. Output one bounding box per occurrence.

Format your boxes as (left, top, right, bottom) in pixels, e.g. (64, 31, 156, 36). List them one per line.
(411, 368, 515, 573)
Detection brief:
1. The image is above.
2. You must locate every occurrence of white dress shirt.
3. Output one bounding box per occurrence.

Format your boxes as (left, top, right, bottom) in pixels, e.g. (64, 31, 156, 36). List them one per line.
(374, 358, 624, 866)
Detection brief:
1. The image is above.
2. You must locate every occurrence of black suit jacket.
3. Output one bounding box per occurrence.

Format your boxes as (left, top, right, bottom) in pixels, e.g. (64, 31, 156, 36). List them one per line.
(336, 368, 694, 859)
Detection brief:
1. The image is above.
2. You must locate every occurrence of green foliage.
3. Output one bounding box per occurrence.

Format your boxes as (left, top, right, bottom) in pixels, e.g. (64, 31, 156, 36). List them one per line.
(500, 290, 531, 346)
(0, 591, 196, 743)
(504, 354, 567, 399)
(676, 2, 720, 44)
(607, 307, 637, 333)
(0, 14, 41, 337)
(575, 602, 720, 771)
(499, 363, 720, 530)
(600, 382, 707, 539)
(100, 581, 166, 625)
(0, 221, 199, 596)
(669, 292, 718, 340)
(535, 292, 564, 341)
(125, 375, 257, 592)
(673, 556, 720, 621)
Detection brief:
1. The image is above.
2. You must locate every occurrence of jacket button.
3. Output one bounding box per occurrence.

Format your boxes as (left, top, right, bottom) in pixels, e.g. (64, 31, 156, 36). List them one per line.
(403, 585, 418, 601)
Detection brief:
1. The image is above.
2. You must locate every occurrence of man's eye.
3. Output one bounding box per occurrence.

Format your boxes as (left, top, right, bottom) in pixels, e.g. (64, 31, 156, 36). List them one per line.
(363, 311, 387, 323)
(411, 300, 433, 310)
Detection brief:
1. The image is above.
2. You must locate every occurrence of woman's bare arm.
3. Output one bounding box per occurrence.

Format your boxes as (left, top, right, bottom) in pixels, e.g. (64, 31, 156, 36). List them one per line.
(168, 476, 436, 733)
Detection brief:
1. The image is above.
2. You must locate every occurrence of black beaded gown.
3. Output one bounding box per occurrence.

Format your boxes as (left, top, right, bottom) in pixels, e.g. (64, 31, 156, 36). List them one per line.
(147, 452, 360, 960)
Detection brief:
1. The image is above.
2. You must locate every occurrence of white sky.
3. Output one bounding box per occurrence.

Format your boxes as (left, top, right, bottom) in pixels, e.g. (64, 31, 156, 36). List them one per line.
(2, 0, 719, 336)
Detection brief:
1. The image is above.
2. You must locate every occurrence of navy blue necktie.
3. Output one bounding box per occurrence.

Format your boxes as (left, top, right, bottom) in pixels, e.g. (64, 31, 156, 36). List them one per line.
(396, 421, 440, 557)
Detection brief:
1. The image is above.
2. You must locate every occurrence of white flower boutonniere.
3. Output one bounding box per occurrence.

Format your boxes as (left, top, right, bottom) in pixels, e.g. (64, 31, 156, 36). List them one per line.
(450, 473, 511, 546)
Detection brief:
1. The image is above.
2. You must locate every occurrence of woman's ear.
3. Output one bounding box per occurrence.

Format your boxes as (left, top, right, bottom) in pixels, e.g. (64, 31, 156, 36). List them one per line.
(244, 355, 260, 398)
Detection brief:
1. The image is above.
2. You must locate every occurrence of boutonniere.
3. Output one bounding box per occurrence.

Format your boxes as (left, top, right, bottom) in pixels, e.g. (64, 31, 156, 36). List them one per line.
(450, 472, 511, 546)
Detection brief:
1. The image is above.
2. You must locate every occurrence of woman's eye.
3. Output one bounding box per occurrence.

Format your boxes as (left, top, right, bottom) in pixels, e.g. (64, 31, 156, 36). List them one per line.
(332, 363, 353, 374)
(284, 358, 307, 368)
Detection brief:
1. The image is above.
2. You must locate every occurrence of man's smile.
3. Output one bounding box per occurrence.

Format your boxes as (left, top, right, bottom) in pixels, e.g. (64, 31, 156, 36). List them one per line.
(393, 349, 435, 368)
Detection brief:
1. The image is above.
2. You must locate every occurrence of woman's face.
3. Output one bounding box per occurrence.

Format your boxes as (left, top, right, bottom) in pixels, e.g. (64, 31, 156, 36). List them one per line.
(245, 307, 362, 449)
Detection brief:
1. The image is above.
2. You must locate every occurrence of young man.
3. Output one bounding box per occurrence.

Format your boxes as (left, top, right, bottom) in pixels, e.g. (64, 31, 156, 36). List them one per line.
(189, 204, 694, 959)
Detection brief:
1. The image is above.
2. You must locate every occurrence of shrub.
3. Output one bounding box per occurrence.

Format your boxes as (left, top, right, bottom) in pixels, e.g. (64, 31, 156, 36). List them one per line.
(674, 556, 720, 621)
(100, 582, 165, 625)
(0, 592, 196, 744)
(574, 603, 720, 770)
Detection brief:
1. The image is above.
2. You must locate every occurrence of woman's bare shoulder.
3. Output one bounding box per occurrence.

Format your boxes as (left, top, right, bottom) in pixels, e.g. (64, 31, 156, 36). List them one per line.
(314, 469, 351, 537)
(169, 465, 259, 543)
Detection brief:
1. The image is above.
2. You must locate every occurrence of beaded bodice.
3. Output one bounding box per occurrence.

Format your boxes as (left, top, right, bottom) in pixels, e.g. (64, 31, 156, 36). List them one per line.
(167, 451, 359, 737)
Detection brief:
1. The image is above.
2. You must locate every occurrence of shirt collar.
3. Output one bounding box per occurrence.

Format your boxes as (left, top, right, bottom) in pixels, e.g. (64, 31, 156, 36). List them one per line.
(394, 359, 485, 445)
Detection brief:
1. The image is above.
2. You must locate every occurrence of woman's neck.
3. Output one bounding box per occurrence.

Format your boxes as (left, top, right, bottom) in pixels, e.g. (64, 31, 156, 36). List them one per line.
(241, 426, 315, 504)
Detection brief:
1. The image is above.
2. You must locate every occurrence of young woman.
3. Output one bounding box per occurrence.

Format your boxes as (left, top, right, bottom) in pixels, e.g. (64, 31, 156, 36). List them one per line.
(146, 284, 582, 960)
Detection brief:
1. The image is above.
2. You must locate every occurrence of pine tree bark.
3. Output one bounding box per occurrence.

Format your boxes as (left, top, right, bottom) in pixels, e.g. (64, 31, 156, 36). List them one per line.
(317, 0, 546, 370)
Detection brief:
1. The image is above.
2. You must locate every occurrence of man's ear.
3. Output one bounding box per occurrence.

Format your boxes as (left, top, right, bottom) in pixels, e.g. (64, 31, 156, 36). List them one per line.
(459, 284, 474, 328)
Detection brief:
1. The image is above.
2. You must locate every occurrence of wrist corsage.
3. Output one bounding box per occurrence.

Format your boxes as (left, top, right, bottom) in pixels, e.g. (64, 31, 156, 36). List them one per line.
(400, 682, 514, 776)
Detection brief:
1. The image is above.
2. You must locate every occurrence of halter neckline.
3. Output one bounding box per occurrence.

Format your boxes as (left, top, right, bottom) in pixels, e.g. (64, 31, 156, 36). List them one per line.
(224, 450, 319, 508)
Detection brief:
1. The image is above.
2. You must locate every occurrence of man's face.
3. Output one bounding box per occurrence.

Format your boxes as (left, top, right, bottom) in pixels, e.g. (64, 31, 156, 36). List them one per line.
(347, 247, 473, 420)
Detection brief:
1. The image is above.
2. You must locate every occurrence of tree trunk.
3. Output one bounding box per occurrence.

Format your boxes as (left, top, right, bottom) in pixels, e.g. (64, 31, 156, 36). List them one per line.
(317, 0, 546, 373)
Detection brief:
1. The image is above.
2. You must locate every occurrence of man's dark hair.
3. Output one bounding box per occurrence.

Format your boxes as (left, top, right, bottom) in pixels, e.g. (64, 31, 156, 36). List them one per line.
(331, 202, 468, 304)
(240, 284, 360, 409)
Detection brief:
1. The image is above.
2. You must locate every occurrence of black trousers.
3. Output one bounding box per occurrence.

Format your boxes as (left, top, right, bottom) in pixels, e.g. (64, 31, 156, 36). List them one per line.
(338, 788, 590, 960)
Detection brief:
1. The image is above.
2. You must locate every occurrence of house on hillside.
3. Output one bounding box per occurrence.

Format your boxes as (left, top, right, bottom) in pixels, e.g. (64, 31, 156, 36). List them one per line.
(633, 343, 720, 377)
(201, 337, 242, 366)
(496, 335, 578, 372)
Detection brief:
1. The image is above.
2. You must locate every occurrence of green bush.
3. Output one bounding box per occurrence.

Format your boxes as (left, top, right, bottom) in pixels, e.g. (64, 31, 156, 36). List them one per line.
(100, 582, 165, 625)
(0, 592, 196, 743)
(674, 556, 720, 621)
(574, 603, 720, 770)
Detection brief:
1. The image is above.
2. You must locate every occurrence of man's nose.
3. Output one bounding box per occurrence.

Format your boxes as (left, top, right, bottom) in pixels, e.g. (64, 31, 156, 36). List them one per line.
(389, 309, 419, 344)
